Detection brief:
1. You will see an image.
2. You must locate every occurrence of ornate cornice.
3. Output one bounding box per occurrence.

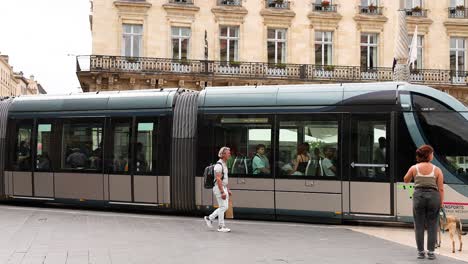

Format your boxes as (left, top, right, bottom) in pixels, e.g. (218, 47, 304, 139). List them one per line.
(406, 17, 433, 33)
(444, 19, 468, 37)
(211, 6, 248, 24)
(307, 11, 342, 30)
(353, 14, 388, 32)
(163, 3, 200, 24)
(260, 9, 296, 27)
(113, 1, 152, 14)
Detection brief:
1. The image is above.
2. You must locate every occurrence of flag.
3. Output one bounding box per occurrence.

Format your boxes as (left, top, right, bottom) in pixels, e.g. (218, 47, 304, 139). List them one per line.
(392, 58, 397, 72)
(408, 25, 418, 67)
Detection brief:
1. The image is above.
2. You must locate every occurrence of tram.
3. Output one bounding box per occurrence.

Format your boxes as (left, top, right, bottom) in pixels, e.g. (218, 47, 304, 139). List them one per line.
(0, 82, 466, 224)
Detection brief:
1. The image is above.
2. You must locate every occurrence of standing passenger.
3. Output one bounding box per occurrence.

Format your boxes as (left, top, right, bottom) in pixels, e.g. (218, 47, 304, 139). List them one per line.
(204, 147, 232, 232)
(294, 143, 310, 175)
(403, 145, 444, 260)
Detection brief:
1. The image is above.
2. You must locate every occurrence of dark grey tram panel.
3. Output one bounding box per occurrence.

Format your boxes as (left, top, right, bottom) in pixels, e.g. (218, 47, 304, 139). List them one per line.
(0, 99, 13, 198)
(171, 91, 199, 212)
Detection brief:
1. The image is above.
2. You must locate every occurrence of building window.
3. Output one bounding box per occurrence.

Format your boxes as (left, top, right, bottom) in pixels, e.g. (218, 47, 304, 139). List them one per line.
(450, 0, 465, 7)
(122, 24, 142, 57)
(171, 27, 191, 60)
(220, 26, 239, 62)
(360, 33, 378, 69)
(450, 37, 466, 73)
(315, 31, 333, 66)
(267, 29, 287, 64)
(405, 0, 422, 8)
(450, 0, 466, 18)
(408, 35, 423, 70)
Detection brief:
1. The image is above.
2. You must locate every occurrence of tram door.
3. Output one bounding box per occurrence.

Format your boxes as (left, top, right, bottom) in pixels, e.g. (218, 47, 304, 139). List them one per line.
(347, 114, 393, 215)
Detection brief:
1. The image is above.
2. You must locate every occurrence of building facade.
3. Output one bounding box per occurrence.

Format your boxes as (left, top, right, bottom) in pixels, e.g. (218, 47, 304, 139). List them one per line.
(0, 53, 45, 96)
(78, 0, 468, 103)
(0, 55, 16, 97)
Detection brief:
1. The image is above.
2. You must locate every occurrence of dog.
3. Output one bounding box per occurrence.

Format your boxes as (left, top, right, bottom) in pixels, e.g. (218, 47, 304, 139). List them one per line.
(437, 214, 467, 253)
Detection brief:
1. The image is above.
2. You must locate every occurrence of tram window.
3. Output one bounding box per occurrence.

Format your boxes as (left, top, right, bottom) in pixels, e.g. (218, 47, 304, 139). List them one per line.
(62, 120, 103, 170)
(396, 113, 417, 182)
(212, 116, 272, 177)
(13, 122, 32, 171)
(414, 110, 468, 183)
(111, 122, 131, 173)
(279, 119, 339, 178)
(36, 124, 52, 171)
(135, 121, 156, 174)
(354, 121, 388, 179)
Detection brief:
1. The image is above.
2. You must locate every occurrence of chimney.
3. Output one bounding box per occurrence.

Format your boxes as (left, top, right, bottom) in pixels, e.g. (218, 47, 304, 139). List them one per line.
(30, 75, 35, 81)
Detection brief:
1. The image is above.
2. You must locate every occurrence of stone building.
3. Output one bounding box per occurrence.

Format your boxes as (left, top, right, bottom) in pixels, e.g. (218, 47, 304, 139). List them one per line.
(0, 55, 16, 97)
(77, 0, 468, 103)
(0, 53, 45, 96)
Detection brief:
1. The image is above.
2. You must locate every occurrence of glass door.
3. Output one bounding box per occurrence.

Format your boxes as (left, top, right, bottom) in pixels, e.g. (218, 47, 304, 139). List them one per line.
(347, 114, 393, 215)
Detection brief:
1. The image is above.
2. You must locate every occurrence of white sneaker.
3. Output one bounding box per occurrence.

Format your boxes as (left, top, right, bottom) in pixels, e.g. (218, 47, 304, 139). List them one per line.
(217, 226, 231, 232)
(204, 216, 213, 228)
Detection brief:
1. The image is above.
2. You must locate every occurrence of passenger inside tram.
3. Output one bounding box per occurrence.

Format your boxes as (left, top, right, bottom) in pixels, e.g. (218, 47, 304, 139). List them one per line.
(66, 148, 87, 168)
(322, 147, 336, 176)
(135, 142, 148, 172)
(252, 144, 270, 175)
(306, 147, 323, 176)
(293, 143, 310, 175)
(37, 152, 51, 170)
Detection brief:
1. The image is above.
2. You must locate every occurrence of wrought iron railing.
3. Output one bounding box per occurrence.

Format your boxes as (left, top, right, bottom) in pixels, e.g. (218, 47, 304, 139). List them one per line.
(265, 0, 290, 9)
(168, 0, 194, 4)
(217, 0, 241, 6)
(404, 8, 428, 17)
(448, 7, 468, 18)
(77, 55, 468, 85)
(313, 4, 337, 12)
(359, 5, 383, 15)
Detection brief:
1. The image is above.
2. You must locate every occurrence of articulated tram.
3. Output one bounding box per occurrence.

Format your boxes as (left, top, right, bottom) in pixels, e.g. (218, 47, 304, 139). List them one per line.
(0, 82, 467, 224)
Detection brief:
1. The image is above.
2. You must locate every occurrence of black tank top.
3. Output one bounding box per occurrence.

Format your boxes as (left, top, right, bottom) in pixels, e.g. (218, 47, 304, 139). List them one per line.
(297, 155, 308, 174)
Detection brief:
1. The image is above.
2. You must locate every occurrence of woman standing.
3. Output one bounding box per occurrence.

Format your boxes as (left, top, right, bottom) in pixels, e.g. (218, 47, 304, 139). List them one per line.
(294, 143, 310, 175)
(404, 145, 444, 260)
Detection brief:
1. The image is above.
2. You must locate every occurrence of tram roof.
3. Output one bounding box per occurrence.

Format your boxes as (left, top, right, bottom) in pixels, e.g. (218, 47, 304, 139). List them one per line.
(8, 89, 177, 113)
(199, 82, 468, 111)
(199, 82, 404, 107)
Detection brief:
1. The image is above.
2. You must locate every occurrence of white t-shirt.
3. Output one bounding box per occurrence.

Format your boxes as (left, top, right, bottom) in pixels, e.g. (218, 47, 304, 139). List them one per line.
(214, 159, 228, 186)
(322, 158, 335, 176)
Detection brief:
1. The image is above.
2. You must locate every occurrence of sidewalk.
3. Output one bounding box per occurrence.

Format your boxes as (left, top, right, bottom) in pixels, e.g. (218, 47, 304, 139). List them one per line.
(350, 225, 468, 262)
(0, 204, 465, 264)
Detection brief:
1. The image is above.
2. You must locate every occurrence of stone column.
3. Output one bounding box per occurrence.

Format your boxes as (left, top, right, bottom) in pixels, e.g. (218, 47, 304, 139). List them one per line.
(393, 10, 410, 82)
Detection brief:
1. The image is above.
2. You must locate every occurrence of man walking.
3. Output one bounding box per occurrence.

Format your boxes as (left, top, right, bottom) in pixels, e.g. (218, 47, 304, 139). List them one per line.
(204, 146, 232, 232)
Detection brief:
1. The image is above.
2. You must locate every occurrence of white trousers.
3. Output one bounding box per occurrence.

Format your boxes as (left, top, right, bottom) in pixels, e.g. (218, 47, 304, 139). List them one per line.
(208, 186, 229, 227)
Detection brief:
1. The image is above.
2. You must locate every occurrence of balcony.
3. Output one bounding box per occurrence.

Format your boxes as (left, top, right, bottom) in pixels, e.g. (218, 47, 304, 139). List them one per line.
(405, 8, 427, 17)
(359, 5, 383, 15)
(168, 0, 194, 4)
(313, 3, 337, 12)
(265, 0, 290, 9)
(448, 7, 468, 18)
(217, 0, 241, 6)
(77, 55, 468, 86)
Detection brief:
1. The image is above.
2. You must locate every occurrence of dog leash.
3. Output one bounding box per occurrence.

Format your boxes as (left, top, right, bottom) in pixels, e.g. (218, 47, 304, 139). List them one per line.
(439, 207, 447, 233)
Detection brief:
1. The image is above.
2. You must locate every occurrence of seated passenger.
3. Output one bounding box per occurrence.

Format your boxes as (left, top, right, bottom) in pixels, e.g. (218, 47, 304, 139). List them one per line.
(37, 152, 51, 170)
(252, 144, 270, 175)
(113, 155, 128, 172)
(66, 148, 87, 168)
(135, 142, 148, 172)
(322, 147, 336, 176)
(294, 143, 310, 175)
(306, 147, 323, 176)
